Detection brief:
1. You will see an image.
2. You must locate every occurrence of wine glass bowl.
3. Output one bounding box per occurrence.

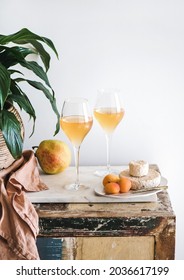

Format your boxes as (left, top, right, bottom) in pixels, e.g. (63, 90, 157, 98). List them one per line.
(60, 97, 93, 190)
(94, 89, 125, 176)
(94, 107, 124, 135)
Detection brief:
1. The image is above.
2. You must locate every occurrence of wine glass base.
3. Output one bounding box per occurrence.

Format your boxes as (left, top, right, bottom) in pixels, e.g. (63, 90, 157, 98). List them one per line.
(64, 183, 89, 191)
(94, 168, 120, 177)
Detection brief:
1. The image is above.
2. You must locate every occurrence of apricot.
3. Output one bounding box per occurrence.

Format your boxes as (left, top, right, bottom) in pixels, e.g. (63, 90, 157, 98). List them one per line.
(104, 182, 120, 194)
(102, 174, 120, 187)
(119, 177, 131, 193)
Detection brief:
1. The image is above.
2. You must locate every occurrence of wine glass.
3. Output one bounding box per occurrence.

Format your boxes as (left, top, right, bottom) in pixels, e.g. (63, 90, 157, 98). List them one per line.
(60, 97, 93, 191)
(94, 89, 125, 176)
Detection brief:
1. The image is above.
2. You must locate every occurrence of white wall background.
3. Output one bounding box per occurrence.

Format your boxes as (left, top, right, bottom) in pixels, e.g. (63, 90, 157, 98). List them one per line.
(1, 0, 184, 259)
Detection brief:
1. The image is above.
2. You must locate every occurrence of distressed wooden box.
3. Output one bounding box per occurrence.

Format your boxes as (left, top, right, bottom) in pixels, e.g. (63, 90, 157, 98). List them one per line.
(35, 189, 175, 260)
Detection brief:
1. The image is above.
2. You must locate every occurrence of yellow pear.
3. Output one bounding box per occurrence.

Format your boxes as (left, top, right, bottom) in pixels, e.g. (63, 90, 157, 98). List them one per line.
(34, 140, 71, 174)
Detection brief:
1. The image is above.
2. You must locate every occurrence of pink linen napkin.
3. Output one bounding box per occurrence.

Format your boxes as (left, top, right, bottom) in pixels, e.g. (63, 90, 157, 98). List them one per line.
(0, 150, 48, 260)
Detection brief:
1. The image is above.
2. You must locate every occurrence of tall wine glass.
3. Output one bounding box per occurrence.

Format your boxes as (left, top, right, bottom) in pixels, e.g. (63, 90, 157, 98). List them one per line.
(60, 97, 93, 190)
(94, 89, 125, 176)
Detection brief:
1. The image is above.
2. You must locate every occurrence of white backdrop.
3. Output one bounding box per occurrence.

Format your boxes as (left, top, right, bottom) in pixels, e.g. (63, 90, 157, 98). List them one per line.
(1, 0, 184, 259)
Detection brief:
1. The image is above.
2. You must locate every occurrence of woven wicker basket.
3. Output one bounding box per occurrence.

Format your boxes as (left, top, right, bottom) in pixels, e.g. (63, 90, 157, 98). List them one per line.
(0, 105, 24, 170)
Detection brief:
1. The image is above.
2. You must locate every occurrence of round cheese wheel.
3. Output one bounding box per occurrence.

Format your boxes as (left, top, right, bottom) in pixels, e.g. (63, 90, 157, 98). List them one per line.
(119, 168, 161, 190)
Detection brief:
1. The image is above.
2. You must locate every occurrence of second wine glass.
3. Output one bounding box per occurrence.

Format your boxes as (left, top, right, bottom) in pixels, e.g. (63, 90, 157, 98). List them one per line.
(94, 89, 125, 176)
(60, 97, 93, 190)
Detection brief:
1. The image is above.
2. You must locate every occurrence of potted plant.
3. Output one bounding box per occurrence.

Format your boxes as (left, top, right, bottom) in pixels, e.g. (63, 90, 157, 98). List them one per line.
(0, 28, 60, 169)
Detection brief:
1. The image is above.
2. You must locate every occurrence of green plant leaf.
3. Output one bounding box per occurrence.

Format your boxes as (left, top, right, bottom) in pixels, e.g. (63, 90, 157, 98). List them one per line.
(26, 80, 60, 135)
(1, 110, 23, 159)
(9, 81, 36, 116)
(0, 47, 22, 68)
(29, 40, 51, 72)
(8, 69, 24, 76)
(0, 63, 11, 109)
(0, 28, 60, 141)
(0, 28, 58, 58)
(0, 46, 52, 88)
(11, 77, 59, 134)
(0, 46, 35, 68)
(8, 81, 36, 136)
(19, 60, 51, 88)
(9, 46, 36, 58)
(0, 46, 5, 52)
(8, 94, 36, 136)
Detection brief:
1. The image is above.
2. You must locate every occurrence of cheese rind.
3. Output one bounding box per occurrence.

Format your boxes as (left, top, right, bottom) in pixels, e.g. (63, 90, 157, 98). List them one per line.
(119, 168, 161, 190)
(129, 160, 149, 177)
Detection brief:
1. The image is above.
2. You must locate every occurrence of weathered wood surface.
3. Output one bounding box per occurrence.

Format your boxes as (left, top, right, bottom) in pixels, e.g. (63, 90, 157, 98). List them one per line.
(34, 191, 175, 259)
(38, 236, 154, 260)
(75, 236, 155, 260)
(34, 165, 176, 260)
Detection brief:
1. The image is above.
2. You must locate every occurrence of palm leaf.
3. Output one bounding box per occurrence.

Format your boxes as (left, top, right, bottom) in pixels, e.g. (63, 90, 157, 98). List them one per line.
(0, 28, 60, 159)
(0, 110, 23, 159)
(8, 69, 24, 76)
(1, 46, 52, 88)
(9, 81, 36, 117)
(0, 63, 10, 109)
(0, 46, 35, 68)
(8, 80, 36, 136)
(26, 80, 60, 135)
(0, 28, 58, 58)
(29, 40, 51, 72)
(13, 77, 60, 135)
(19, 60, 51, 88)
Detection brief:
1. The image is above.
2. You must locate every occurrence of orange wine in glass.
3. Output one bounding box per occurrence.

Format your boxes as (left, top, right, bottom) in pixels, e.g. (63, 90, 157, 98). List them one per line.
(94, 89, 125, 176)
(60, 98, 93, 190)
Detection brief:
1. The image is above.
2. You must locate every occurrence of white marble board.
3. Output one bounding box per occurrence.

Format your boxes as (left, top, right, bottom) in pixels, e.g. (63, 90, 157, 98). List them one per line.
(26, 166, 161, 203)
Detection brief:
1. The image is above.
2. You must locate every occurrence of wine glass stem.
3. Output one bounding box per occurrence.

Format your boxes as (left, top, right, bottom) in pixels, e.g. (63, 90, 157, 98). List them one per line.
(73, 145, 80, 189)
(105, 134, 112, 173)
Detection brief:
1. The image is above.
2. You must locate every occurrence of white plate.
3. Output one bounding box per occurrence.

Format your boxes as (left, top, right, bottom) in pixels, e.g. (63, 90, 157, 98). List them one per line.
(94, 177, 168, 199)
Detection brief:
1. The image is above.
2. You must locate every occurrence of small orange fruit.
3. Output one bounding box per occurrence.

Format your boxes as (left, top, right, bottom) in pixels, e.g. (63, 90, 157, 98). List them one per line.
(102, 174, 120, 187)
(104, 182, 120, 194)
(119, 177, 131, 193)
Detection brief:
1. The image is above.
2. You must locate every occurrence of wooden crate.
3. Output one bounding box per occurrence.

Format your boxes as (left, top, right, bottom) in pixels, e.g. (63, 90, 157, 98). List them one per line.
(35, 190, 175, 260)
